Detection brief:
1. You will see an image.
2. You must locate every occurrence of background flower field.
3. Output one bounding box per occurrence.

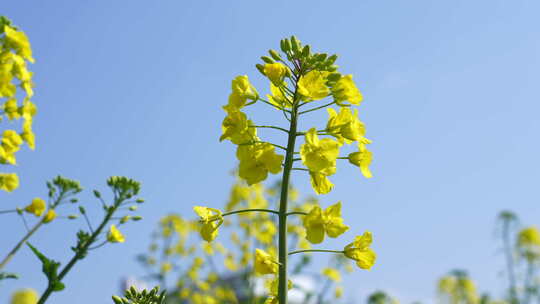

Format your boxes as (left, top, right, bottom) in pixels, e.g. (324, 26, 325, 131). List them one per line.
(2, 1, 540, 303)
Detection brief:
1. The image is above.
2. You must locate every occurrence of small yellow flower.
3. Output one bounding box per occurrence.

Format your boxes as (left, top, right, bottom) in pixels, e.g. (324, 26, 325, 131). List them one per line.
(263, 62, 288, 84)
(4, 25, 35, 63)
(237, 142, 284, 185)
(331, 74, 362, 106)
(348, 142, 373, 178)
(322, 267, 341, 282)
(3, 98, 20, 120)
(219, 110, 257, 144)
(0, 172, 19, 192)
(24, 197, 46, 217)
(107, 224, 125, 243)
(160, 262, 172, 273)
(309, 170, 334, 195)
(343, 231, 376, 270)
(297, 70, 329, 101)
(300, 128, 340, 173)
(43, 209, 56, 223)
(303, 201, 349, 244)
(254, 248, 278, 275)
(10, 288, 38, 304)
(326, 107, 367, 144)
(518, 226, 540, 247)
(193, 206, 223, 242)
(335, 286, 344, 299)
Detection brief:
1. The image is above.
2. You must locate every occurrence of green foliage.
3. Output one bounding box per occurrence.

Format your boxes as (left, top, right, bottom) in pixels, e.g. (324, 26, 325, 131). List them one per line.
(112, 286, 167, 304)
(27, 243, 65, 292)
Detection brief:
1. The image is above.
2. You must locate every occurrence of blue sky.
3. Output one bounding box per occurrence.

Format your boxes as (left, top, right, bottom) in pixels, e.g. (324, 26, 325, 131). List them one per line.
(1, 0, 540, 303)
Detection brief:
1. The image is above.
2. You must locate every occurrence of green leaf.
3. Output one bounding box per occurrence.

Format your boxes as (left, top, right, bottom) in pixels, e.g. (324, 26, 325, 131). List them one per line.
(27, 242, 62, 283)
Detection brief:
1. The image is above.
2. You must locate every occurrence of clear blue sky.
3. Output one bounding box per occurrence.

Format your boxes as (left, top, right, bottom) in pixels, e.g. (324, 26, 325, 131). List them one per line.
(2, 1, 540, 303)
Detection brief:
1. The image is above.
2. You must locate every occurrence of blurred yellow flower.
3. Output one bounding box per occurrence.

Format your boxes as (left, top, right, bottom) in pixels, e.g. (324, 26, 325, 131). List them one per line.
(193, 206, 223, 242)
(107, 224, 125, 243)
(10, 288, 38, 304)
(322, 267, 341, 282)
(24, 197, 46, 217)
(254, 248, 278, 275)
(43, 209, 56, 223)
(0, 172, 19, 192)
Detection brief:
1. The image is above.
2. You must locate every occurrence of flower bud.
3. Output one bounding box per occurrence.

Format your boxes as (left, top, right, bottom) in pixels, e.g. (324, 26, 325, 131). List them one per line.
(93, 190, 101, 198)
(68, 214, 78, 220)
(269, 49, 281, 61)
(129, 205, 138, 211)
(301, 45, 310, 57)
(280, 39, 291, 52)
(260, 56, 274, 64)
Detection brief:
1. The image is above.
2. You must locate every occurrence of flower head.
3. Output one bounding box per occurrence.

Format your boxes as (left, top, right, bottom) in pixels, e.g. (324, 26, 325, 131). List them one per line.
(326, 107, 367, 144)
(309, 170, 335, 195)
(4, 26, 34, 63)
(0, 172, 19, 192)
(237, 142, 284, 185)
(300, 128, 340, 173)
(254, 248, 278, 275)
(194, 206, 224, 242)
(348, 142, 373, 179)
(219, 110, 257, 144)
(43, 209, 56, 223)
(303, 201, 349, 244)
(331, 74, 362, 106)
(343, 231, 376, 270)
(298, 70, 330, 101)
(24, 197, 46, 217)
(107, 224, 125, 243)
(263, 63, 288, 85)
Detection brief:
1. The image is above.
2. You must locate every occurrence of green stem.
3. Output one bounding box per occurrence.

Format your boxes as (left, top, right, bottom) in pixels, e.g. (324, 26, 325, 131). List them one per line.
(0, 209, 18, 214)
(222, 208, 280, 217)
(298, 101, 336, 115)
(278, 85, 300, 304)
(288, 249, 344, 256)
(285, 211, 308, 217)
(502, 220, 518, 304)
(37, 203, 119, 304)
(250, 125, 290, 134)
(0, 218, 44, 270)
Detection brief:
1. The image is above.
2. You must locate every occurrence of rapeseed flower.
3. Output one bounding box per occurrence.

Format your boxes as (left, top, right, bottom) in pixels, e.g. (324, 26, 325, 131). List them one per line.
(303, 201, 349, 244)
(194, 206, 223, 242)
(343, 231, 376, 270)
(23, 197, 46, 217)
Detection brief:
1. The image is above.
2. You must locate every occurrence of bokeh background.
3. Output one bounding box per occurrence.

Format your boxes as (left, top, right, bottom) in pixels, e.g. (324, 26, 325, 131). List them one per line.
(2, 0, 540, 303)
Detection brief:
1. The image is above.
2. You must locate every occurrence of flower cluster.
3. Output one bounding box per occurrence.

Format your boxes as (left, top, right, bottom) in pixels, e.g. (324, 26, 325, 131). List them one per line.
(0, 17, 37, 192)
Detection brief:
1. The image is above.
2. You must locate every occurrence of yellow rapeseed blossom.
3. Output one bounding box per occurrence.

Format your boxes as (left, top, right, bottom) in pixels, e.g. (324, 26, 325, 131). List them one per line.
(348, 142, 373, 179)
(309, 170, 334, 195)
(1, 129, 23, 164)
(223, 75, 259, 112)
(0, 172, 19, 192)
(107, 224, 125, 243)
(23, 197, 46, 217)
(193, 206, 224, 242)
(518, 226, 540, 247)
(343, 231, 376, 270)
(219, 110, 257, 144)
(331, 74, 362, 106)
(263, 63, 288, 85)
(160, 262, 172, 273)
(43, 209, 56, 223)
(335, 286, 344, 299)
(300, 128, 340, 173)
(322, 267, 341, 282)
(237, 142, 283, 185)
(326, 107, 367, 144)
(254, 248, 278, 275)
(4, 26, 34, 63)
(297, 70, 329, 101)
(10, 288, 38, 304)
(303, 201, 349, 244)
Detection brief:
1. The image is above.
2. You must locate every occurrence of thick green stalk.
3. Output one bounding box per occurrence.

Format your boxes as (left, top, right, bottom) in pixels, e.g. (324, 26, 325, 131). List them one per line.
(278, 104, 298, 304)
